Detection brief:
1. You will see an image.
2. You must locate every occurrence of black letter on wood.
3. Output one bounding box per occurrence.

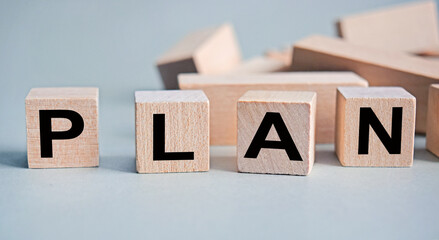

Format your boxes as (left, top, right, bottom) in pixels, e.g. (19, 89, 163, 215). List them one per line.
(153, 114, 194, 161)
(244, 112, 302, 161)
(39, 110, 84, 158)
(358, 107, 402, 155)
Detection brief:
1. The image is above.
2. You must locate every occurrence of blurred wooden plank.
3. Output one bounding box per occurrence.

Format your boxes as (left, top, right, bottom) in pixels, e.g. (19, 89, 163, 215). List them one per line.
(337, 1, 439, 55)
(265, 46, 293, 69)
(179, 72, 367, 145)
(291, 35, 439, 133)
(227, 56, 289, 74)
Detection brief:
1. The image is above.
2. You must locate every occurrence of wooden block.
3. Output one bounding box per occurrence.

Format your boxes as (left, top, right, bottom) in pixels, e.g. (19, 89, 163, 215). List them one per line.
(335, 87, 416, 167)
(25, 88, 99, 168)
(135, 90, 209, 173)
(291, 35, 439, 133)
(156, 24, 242, 89)
(426, 84, 439, 157)
(337, 1, 439, 55)
(423, 55, 439, 62)
(227, 56, 289, 74)
(237, 91, 316, 175)
(265, 46, 293, 67)
(179, 72, 368, 145)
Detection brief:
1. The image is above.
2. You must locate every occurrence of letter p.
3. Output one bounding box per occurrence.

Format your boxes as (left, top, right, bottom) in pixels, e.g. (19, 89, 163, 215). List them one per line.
(39, 110, 84, 158)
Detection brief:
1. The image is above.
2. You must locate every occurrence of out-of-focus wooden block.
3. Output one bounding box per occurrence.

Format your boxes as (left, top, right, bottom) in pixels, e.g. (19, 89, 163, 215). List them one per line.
(135, 90, 209, 173)
(426, 84, 439, 157)
(179, 72, 368, 145)
(337, 1, 439, 55)
(291, 35, 439, 133)
(156, 24, 242, 89)
(25, 88, 99, 168)
(237, 91, 316, 175)
(335, 87, 416, 167)
(423, 55, 439, 62)
(265, 46, 293, 68)
(227, 56, 289, 74)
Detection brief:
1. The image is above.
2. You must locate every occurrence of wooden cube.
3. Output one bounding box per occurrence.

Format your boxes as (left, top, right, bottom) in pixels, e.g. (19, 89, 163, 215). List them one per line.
(237, 91, 316, 176)
(424, 56, 439, 62)
(426, 84, 439, 157)
(337, 1, 439, 56)
(135, 90, 209, 173)
(25, 88, 99, 168)
(292, 35, 439, 133)
(179, 72, 368, 145)
(335, 87, 416, 167)
(156, 23, 242, 89)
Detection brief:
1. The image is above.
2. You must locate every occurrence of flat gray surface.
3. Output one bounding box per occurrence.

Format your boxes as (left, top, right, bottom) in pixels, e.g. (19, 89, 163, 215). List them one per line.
(1, 139, 439, 240)
(1, 0, 439, 239)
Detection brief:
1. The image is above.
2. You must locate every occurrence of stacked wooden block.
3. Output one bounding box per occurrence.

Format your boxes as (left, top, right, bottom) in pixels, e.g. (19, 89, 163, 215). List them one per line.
(25, 1, 439, 176)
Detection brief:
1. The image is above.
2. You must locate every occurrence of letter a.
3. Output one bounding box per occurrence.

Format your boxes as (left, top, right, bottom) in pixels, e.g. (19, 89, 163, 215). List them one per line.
(244, 112, 302, 161)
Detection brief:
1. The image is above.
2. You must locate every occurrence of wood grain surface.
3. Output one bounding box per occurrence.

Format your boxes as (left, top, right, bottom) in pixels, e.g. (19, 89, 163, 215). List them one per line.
(135, 90, 209, 173)
(25, 87, 99, 168)
(237, 90, 316, 175)
(335, 87, 415, 167)
(426, 84, 439, 157)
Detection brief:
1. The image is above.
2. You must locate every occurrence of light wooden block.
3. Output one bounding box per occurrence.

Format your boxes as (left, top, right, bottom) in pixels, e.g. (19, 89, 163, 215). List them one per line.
(423, 55, 439, 62)
(337, 1, 439, 55)
(25, 88, 99, 168)
(426, 84, 439, 157)
(335, 87, 416, 167)
(227, 56, 289, 74)
(265, 46, 293, 67)
(291, 35, 439, 133)
(135, 90, 209, 173)
(179, 72, 368, 145)
(156, 24, 242, 89)
(237, 91, 316, 175)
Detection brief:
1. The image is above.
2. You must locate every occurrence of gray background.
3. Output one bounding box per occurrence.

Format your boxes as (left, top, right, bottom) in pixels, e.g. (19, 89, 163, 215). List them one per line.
(1, 0, 438, 239)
